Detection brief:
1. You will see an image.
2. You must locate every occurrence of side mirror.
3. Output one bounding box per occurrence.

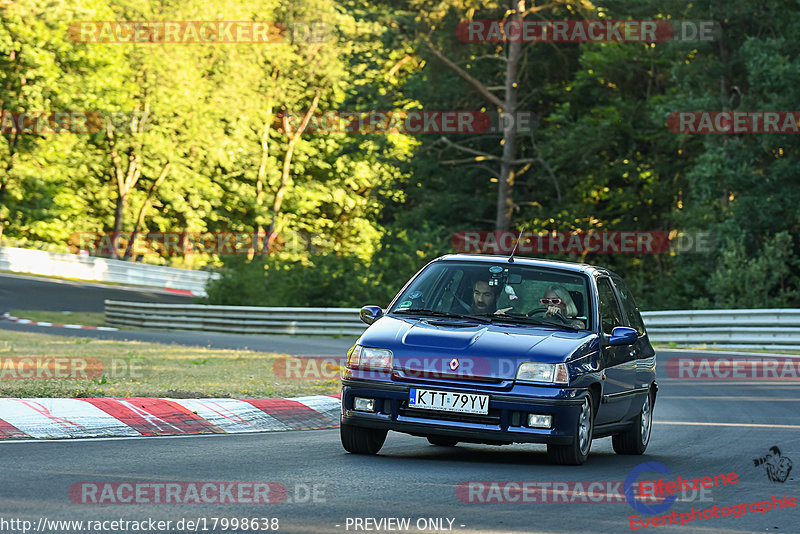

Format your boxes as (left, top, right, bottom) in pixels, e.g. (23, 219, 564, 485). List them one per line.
(609, 326, 638, 346)
(359, 305, 383, 326)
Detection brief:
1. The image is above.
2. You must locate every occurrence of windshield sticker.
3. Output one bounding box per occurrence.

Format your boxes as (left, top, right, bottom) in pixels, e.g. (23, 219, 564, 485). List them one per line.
(489, 266, 503, 273)
(409, 290, 423, 299)
(398, 300, 413, 308)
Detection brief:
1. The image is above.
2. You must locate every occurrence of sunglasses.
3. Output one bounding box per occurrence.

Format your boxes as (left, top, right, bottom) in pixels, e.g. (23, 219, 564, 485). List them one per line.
(540, 298, 562, 305)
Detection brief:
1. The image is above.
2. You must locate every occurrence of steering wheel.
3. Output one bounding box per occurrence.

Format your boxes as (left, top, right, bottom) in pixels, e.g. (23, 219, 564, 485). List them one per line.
(525, 306, 569, 323)
(451, 297, 471, 313)
(525, 306, 547, 316)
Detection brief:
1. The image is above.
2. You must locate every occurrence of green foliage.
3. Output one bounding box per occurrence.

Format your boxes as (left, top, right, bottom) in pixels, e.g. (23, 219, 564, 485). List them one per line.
(205, 257, 272, 306)
(2, 0, 799, 310)
(706, 232, 800, 309)
(207, 254, 385, 307)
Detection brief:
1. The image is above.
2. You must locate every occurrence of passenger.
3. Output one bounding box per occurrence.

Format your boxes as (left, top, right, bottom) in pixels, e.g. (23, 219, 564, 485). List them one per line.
(541, 285, 585, 328)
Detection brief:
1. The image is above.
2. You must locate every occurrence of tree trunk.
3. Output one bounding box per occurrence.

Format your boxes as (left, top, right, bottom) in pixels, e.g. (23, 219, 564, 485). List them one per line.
(495, 0, 524, 231)
(111, 193, 126, 258)
(267, 90, 321, 251)
(425, 0, 531, 232)
(0, 131, 19, 244)
(107, 99, 148, 259)
(124, 162, 171, 261)
(249, 100, 274, 259)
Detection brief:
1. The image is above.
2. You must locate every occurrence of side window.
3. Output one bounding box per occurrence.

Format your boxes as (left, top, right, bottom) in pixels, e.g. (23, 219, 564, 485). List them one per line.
(597, 278, 623, 335)
(391, 264, 450, 312)
(434, 270, 464, 312)
(613, 277, 645, 335)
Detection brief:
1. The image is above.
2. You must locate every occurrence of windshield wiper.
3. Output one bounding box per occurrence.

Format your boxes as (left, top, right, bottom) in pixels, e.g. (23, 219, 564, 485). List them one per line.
(531, 317, 582, 330)
(471, 312, 582, 330)
(393, 309, 581, 330)
(392, 309, 491, 323)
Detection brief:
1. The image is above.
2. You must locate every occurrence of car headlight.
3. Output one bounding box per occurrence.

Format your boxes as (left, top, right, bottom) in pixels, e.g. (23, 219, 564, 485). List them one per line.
(347, 345, 393, 371)
(516, 362, 569, 384)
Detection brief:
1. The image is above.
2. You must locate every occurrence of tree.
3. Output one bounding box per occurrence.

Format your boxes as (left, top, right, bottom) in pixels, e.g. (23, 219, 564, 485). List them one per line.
(420, 0, 587, 230)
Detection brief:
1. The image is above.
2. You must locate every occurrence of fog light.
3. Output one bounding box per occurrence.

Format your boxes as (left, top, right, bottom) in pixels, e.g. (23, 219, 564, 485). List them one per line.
(527, 414, 552, 428)
(354, 397, 375, 412)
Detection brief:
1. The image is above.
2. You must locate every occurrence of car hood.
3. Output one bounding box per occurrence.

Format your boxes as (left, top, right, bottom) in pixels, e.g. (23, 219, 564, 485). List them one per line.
(358, 315, 597, 381)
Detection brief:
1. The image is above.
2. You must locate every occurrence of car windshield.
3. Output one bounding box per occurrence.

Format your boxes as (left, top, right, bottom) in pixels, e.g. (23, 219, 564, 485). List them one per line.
(388, 260, 592, 330)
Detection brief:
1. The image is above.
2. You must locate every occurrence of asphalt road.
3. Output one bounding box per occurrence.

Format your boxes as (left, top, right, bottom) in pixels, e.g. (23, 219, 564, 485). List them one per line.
(1, 352, 798, 534)
(0, 272, 197, 312)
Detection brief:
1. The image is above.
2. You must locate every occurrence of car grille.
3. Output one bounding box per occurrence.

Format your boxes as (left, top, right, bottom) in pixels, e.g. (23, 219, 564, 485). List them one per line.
(395, 371, 504, 383)
(392, 370, 509, 388)
(399, 402, 501, 426)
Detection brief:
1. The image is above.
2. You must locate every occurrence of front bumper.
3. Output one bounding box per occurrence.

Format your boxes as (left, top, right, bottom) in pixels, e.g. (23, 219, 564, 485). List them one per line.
(341, 378, 587, 445)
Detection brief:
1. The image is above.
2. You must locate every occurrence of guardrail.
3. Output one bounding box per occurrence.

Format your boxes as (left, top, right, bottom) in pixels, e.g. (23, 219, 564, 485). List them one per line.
(0, 246, 217, 297)
(105, 301, 365, 335)
(103, 301, 800, 347)
(642, 309, 800, 347)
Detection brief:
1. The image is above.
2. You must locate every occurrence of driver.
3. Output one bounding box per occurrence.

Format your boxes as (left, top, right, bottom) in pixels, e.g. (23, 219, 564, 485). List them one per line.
(541, 285, 584, 328)
(471, 279, 501, 314)
(469, 278, 513, 315)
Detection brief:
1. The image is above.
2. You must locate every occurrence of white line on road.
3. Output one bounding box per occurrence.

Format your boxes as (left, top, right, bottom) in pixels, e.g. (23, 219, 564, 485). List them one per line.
(656, 421, 800, 429)
(657, 380, 800, 386)
(657, 348, 800, 358)
(660, 396, 800, 401)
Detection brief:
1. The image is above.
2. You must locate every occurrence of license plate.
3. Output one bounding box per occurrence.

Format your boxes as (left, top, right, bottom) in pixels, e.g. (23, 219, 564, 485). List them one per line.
(408, 388, 489, 415)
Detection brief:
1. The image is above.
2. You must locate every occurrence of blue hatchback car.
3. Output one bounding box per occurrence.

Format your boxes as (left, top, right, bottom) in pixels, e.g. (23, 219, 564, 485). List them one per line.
(340, 254, 657, 465)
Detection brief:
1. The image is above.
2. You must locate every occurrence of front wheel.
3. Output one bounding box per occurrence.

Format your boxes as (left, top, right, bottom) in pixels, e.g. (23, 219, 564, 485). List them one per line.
(612, 391, 652, 455)
(340, 420, 387, 455)
(547, 395, 594, 465)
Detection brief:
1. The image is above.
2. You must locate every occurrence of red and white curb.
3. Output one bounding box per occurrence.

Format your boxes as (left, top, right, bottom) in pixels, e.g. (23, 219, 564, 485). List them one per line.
(0, 395, 341, 439)
(164, 288, 197, 296)
(1, 312, 118, 331)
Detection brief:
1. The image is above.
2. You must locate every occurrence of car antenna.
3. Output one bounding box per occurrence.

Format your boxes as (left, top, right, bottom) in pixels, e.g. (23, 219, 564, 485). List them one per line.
(508, 227, 526, 263)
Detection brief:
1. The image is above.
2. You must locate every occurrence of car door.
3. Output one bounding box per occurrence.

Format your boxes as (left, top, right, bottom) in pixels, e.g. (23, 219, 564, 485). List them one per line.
(595, 277, 637, 424)
(612, 276, 656, 418)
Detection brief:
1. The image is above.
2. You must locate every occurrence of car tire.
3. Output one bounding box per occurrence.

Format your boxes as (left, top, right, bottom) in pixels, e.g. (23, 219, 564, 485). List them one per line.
(547, 395, 593, 465)
(612, 390, 652, 455)
(427, 436, 459, 447)
(340, 421, 387, 455)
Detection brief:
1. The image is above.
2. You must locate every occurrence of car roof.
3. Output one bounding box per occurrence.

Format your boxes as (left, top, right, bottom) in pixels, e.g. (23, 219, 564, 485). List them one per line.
(435, 253, 619, 278)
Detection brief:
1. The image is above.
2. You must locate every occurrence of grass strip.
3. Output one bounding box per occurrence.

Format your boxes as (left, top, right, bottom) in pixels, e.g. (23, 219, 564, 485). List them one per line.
(0, 329, 341, 398)
(10, 310, 107, 328)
